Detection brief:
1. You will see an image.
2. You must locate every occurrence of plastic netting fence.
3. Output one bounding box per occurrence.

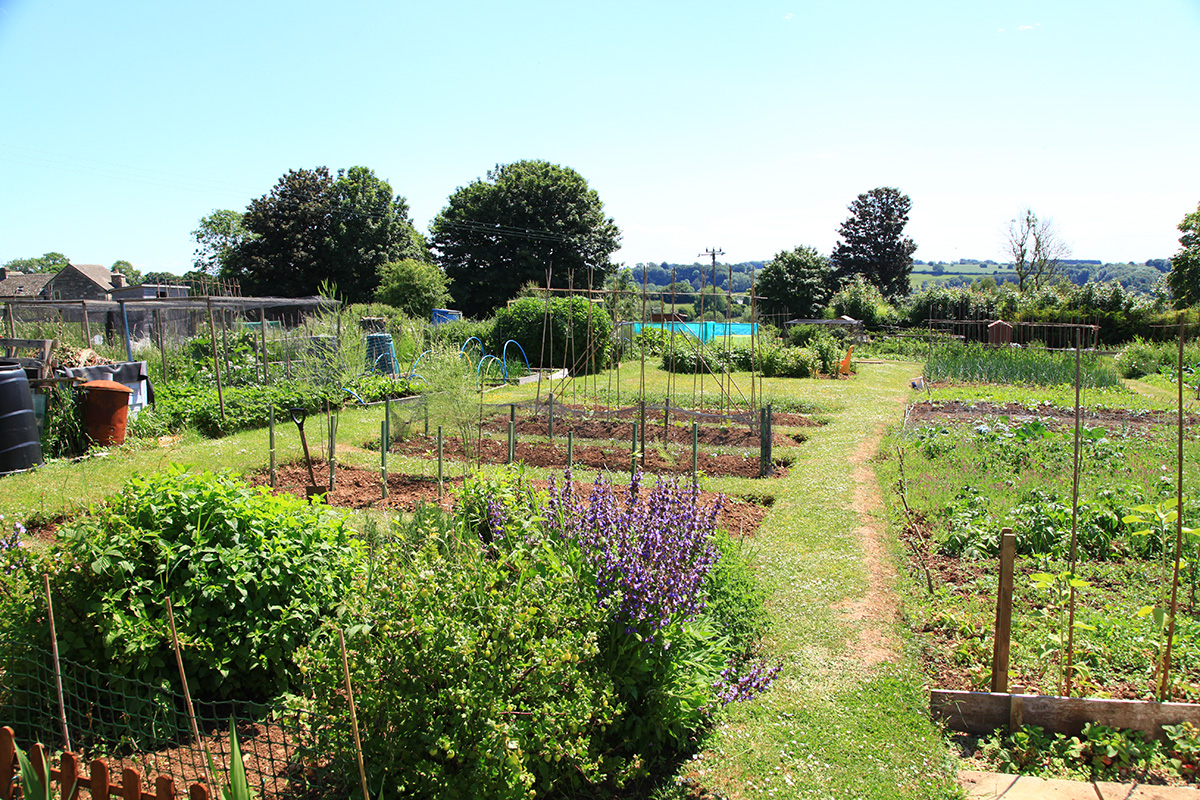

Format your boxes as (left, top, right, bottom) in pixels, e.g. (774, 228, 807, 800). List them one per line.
(0, 640, 329, 799)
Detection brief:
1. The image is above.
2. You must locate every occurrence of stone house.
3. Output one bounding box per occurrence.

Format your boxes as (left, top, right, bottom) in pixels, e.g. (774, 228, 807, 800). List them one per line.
(0, 268, 52, 298)
(42, 263, 126, 300)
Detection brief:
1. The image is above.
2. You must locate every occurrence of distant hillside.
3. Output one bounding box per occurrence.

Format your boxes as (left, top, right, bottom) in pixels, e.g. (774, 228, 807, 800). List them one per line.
(624, 257, 1171, 295)
(911, 258, 1170, 292)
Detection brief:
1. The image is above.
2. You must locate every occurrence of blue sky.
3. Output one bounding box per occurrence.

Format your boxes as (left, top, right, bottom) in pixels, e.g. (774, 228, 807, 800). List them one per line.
(1, 0, 1198, 274)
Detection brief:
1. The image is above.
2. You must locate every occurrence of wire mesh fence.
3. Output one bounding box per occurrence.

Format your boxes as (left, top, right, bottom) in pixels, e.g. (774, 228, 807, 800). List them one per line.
(1, 639, 329, 799)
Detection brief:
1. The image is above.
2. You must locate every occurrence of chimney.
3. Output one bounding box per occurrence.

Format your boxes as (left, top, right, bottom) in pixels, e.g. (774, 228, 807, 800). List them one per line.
(0, 267, 6, 281)
(111, 271, 126, 289)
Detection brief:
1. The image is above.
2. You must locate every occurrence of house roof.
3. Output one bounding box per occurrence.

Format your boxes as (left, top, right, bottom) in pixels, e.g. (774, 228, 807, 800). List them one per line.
(0, 272, 52, 298)
(62, 263, 116, 291)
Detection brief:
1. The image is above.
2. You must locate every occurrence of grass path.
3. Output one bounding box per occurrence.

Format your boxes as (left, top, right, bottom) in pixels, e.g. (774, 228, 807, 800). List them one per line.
(686, 361, 957, 799)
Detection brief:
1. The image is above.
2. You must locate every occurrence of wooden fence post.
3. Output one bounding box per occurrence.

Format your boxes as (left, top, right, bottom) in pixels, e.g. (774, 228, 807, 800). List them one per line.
(991, 528, 1016, 694)
(1, 726, 14, 800)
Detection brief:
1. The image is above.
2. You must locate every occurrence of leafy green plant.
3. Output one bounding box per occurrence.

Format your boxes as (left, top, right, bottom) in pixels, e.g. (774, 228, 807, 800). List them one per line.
(207, 717, 256, 800)
(43, 466, 360, 702)
(14, 742, 70, 800)
(1028, 570, 1094, 694)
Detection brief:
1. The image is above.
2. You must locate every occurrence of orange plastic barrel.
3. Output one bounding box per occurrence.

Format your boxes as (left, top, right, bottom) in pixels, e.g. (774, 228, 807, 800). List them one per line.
(79, 379, 134, 446)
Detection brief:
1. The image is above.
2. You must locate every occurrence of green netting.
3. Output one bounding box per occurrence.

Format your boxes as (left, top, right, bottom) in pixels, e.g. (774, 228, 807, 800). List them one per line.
(0, 639, 330, 798)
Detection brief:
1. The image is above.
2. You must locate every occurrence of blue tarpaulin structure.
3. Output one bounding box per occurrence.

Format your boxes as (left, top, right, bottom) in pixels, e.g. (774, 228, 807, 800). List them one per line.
(619, 321, 758, 343)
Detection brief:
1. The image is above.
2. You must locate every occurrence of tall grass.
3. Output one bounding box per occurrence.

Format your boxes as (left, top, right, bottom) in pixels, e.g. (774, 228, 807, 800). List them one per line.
(924, 342, 1121, 388)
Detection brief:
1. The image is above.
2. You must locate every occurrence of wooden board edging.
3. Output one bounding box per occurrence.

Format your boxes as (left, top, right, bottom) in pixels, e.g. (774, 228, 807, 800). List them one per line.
(932, 689, 1200, 740)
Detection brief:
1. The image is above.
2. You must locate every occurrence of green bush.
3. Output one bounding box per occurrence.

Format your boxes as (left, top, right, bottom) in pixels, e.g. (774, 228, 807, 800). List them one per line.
(301, 468, 777, 798)
(758, 343, 818, 378)
(153, 382, 347, 437)
(303, 499, 621, 800)
(45, 467, 360, 702)
(491, 296, 612, 374)
(831, 276, 896, 329)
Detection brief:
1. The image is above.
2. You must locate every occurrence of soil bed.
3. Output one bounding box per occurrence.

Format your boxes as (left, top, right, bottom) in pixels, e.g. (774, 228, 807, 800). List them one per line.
(480, 415, 809, 447)
(252, 461, 768, 536)
(908, 399, 1199, 432)
(384, 434, 790, 478)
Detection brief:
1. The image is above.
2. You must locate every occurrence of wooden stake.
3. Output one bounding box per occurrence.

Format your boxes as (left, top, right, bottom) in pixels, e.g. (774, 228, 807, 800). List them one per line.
(338, 629, 371, 800)
(692, 421, 698, 480)
(259, 306, 268, 384)
(548, 393, 554, 440)
(991, 529, 1016, 694)
(43, 574, 71, 753)
(81, 300, 91, 346)
(381, 420, 388, 499)
(165, 598, 218, 791)
(437, 426, 444, 500)
(1161, 315, 1187, 701)
(205, 298, 225, 422)
(269, 406, 276, 488)
(567, 430, 573, 471)
(1066, 328, 1083, 697)
(639, 400, 646, 466)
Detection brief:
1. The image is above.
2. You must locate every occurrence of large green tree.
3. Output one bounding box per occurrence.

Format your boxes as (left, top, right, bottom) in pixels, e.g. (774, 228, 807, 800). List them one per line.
(430, 160, 621, 318)
(191, 209, 252, 276)
(756, 245, 836, 320)
(830, 187, 917, 299)
(223, 167, 425, 302)
(1168, 202, 1200, 308)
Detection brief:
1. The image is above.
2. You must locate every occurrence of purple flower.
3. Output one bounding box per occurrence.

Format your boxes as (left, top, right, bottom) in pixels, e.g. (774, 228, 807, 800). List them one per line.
(711, 659, 782, 706)
(547, 470, 724, 642)
(0, 516, 28, 576)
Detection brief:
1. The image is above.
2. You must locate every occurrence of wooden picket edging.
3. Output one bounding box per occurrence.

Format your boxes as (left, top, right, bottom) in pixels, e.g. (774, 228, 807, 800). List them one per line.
(1, 727, 210, 800)
(931, 689, 1200, 741)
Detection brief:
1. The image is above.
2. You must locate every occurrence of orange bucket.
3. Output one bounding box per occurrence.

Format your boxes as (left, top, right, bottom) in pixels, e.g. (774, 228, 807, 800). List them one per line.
(79, 379, 134, 446)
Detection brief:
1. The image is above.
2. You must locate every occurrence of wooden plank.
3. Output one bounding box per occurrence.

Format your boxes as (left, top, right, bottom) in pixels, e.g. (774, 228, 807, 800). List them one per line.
(0, 727, 15, 800)
(932, 689, 1200, 740)
(990, 529, 1016, 693)
(91, 758, 111, 800)
(122, 767, 142, 800)
(0, 338, 55, 350)
(155, 775, 175, 800)
(187, 785, 209, 800)
(58, 751, 80, 800)
(31, 744, 48, 789)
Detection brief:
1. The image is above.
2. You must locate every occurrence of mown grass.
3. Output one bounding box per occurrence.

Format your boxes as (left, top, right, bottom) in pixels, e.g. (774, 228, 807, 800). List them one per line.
(2, 362, 959, 798)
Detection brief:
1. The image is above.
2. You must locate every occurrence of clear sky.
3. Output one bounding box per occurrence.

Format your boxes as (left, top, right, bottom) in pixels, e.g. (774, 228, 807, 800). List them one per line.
(2, 0, 1198, 274)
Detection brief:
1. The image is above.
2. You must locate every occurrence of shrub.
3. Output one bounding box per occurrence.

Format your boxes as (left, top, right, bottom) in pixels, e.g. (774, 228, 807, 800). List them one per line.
(492, 296, 613, 374)
(44, 467, 360, 702)
(302, 468, 777, 798)
(302, 501, 619, 800)
(831, 275, 895, 329)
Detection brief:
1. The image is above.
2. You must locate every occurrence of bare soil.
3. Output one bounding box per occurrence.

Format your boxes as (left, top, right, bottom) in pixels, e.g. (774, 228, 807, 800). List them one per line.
(908, 399, 1200, 432)
(251, 460, 769, 537)
(384, 433, 793, 478)
(835, 411, 903, 666)
(481, 416, 810, 448)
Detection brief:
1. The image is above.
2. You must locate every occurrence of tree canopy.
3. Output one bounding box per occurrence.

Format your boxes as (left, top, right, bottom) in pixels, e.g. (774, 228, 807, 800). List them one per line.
(221, 167, 426, 303)
(2, 252, 70, 273)
(830, 187, 917, 299)
(1168, 201, 1200, 308)
(1005, 208, 1071, 292)
(756, 246, 835, 321)
(192, 210, 252, 276)
(430, 160, 621, 318)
